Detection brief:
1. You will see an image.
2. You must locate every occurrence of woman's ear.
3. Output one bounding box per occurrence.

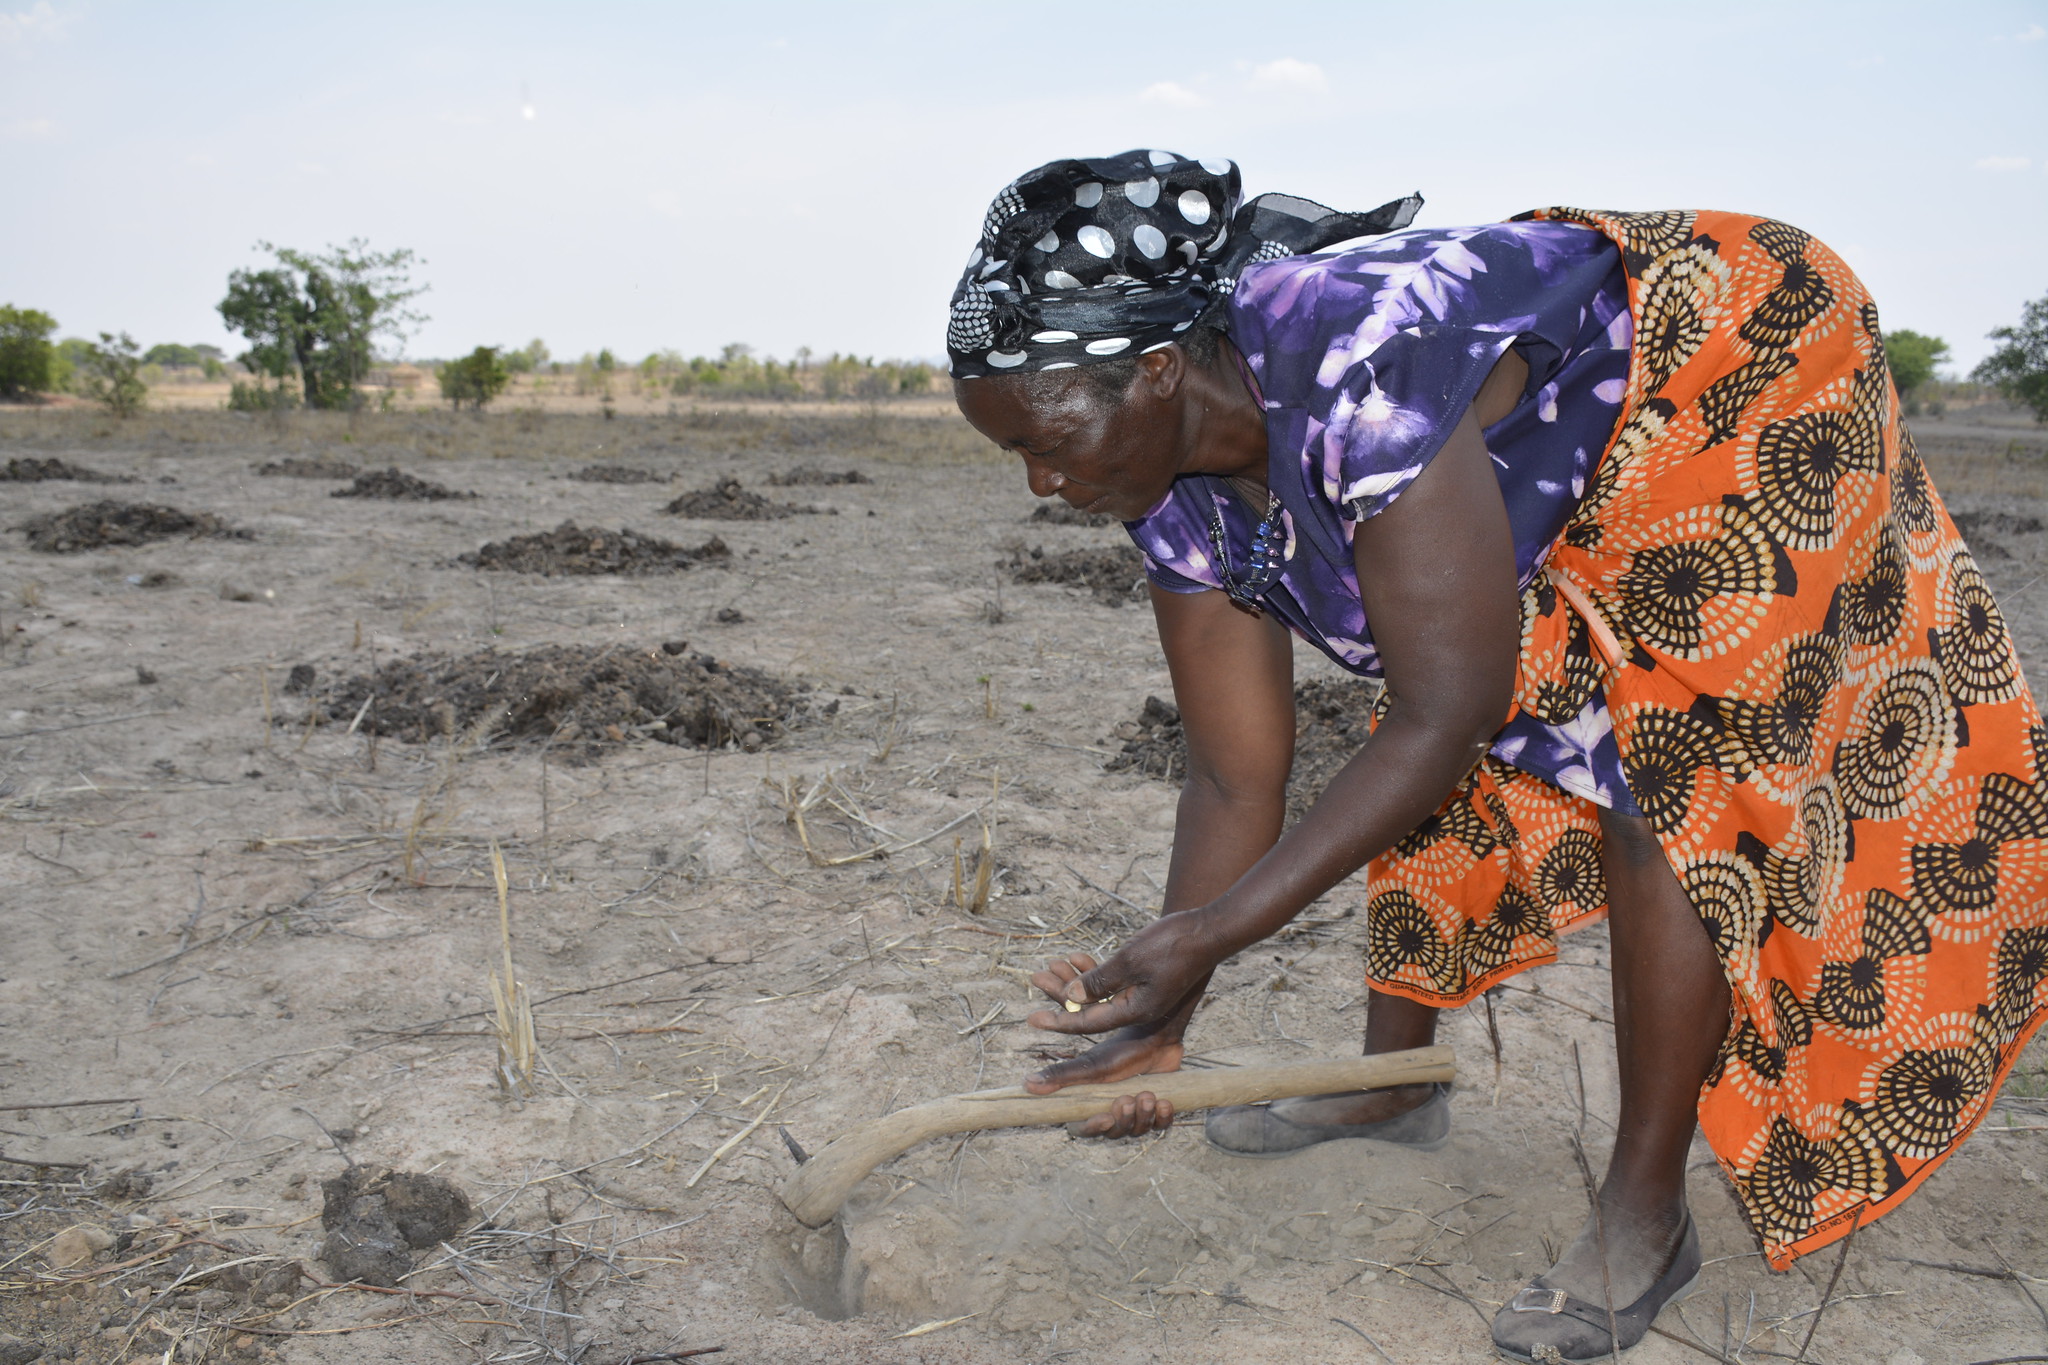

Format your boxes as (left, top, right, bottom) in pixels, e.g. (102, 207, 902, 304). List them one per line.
(1135, 345, 1185, 400)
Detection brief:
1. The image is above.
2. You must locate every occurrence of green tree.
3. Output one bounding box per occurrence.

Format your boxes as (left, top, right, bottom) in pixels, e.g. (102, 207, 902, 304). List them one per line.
(504, 337, 549, 375)
(78, 331, 148, 417)
(143, 342, 204, 368)
(1974, 292, 2048, 423)
(218, 239, 427, 410)
(439, 346, 510, 410)
(50, 337, 95, 393)
(1884, 329, 1950, 397)
(0, 304, 58, 400)
(595, 347, 616, 373)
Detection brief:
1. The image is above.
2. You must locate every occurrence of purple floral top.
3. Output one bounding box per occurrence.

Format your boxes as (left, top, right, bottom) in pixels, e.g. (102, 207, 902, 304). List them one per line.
(1128, 221, 1642, 812)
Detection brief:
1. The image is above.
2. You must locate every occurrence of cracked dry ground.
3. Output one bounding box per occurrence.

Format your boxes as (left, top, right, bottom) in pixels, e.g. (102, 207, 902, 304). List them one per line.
(1, 404, 2046, 1365)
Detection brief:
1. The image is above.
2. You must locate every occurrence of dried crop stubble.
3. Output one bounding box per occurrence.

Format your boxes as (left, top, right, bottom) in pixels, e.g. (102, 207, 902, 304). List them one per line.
(454, 521, 730, 577)
(318, 642, 806, 751)
(332, 467, 478, 501)
(15, 499, 245, 553)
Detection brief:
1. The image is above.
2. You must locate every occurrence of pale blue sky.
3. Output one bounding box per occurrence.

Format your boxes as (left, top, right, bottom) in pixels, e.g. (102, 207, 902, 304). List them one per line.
(4, 1, 2045, 369)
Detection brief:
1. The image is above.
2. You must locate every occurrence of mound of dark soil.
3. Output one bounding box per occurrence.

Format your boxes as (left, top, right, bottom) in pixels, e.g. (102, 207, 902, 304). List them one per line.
(1, 457, 135, 484)
(1004, 544, 1147, 606)
(567, 463, 669, 484)
(256, 456, 361, 479)
(1285, 678, 1384, 820)
(664, 477, 817, 520)
(1028, 502, 1118, 527)
(455, 521, 730, 576)
(331, 467, 477, 501)
(769, 466, 871, 486)
(318, 1166, 471, 1287)
(1951, 509, 2045, 560)
(1103, 695, 1187, 781)
(17, 500, 245, 553)
(320, 642, 804, 751)
(1105, 678, 1381, 824)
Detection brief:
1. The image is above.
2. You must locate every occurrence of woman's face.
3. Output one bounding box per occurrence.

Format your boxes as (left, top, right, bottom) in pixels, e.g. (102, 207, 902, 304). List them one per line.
(954, 359, 1187, 523)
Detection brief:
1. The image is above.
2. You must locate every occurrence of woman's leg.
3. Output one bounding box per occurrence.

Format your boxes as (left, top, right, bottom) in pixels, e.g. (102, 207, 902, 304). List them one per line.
(1239, 802, 1727, 1155)
(1537, 806, 1732, 1304)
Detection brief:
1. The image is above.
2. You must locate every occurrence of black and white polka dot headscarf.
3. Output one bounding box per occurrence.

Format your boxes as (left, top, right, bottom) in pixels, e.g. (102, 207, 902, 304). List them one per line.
(947, 149, 1420, 378)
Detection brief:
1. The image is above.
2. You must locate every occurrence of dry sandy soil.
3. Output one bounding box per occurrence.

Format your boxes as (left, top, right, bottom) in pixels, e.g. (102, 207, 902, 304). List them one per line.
(1, 401, 2045, 1365)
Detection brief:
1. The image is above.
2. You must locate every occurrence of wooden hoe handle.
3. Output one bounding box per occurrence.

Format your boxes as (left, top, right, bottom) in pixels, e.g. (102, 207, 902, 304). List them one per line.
(778, 1044, 1456, 1227)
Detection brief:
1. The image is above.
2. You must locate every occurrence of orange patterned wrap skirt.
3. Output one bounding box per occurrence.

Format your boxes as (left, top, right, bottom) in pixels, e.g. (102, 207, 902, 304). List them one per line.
(1362, 207, 2048, 1268)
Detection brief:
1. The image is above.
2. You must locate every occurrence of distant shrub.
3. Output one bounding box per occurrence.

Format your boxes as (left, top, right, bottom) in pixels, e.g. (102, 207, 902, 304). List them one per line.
(504, 338, 548, 374)
(1974, 292, 2048, 423)
(0, 304, 58, 400)
(142, 342, 222, 369)
(51, 337, 95, 392)
(78, 331, 148, 417)
(559, 343, 940, 404)
(227, 379, 299, 411)
(439, 346, 511, 410)
(147, 343, 226, 379)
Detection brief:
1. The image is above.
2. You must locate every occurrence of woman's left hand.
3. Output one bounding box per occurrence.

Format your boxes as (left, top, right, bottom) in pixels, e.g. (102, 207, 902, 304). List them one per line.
(1024, 908, 1228, 1037)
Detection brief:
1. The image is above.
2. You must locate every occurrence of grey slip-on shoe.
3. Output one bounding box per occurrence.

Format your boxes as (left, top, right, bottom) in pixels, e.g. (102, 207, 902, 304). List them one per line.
(1203, 1082, 1451, 1158)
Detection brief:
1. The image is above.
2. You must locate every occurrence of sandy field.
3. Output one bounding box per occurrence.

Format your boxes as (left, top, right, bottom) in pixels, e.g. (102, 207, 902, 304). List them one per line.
(1, 399, 2045, 1365)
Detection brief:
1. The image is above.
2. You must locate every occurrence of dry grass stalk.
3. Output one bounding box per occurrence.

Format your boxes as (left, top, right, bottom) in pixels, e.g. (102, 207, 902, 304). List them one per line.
(401, 715, 487, 884)
(954, 821, 993, 915)
(683, 1082, 788, 1189)
(540, 721, 564, 887)
(258, 663, 274, 751)
(956, 769, 997, 914)
(870, 694, 906, 761)
(488, 840, 538, 1098)
(775, 766, 982, 868)
(1794, 1218, 1859, 1362)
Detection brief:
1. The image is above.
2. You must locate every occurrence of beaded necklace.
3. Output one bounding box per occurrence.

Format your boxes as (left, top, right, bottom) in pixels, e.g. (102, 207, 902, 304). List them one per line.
(1207, 343, 1285, 612)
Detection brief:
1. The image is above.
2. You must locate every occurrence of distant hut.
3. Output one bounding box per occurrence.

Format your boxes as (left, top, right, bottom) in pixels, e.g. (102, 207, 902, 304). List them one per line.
(370, 364, 429, 392)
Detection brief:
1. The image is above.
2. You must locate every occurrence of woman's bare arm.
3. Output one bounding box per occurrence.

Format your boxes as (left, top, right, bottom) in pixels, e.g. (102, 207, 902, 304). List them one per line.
(1031, 394, 1522, 1032)
(1154, 583, 1297, 911)
(1021, 578, 1294, 1114)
